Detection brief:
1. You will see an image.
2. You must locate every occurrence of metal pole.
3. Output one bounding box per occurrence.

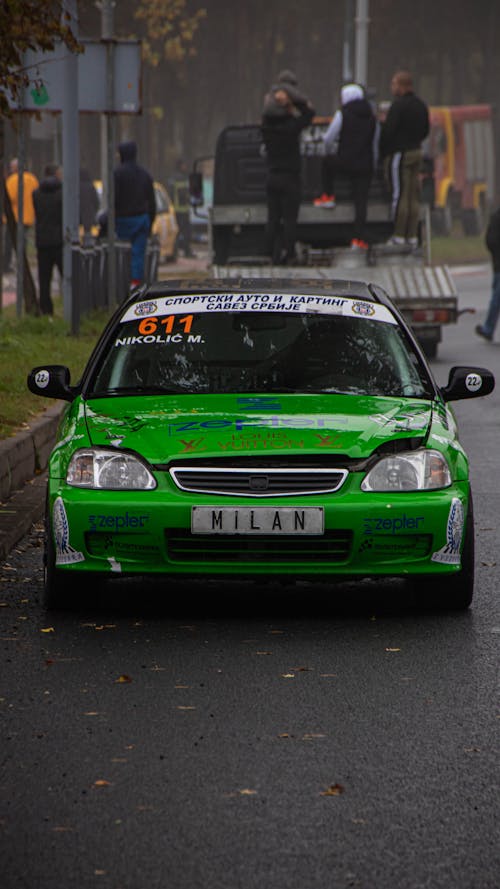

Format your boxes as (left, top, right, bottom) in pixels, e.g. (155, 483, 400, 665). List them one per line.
(354, 0, 369, 88)
(106, 44, 116, 306)
(342, 0, 355, 84)
(99, 0, 115, 201)
(16, 117, 25, 317)
(62, 0, 80, 332)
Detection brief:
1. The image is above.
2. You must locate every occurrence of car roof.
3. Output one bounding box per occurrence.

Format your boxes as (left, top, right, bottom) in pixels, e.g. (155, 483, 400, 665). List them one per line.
(126, 277, 390, 309)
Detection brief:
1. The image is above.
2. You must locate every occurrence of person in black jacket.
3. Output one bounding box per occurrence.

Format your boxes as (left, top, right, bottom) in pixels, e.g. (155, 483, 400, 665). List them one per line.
(32, 164, 63, 316)
(114, 141, 156, 286)
(314, 83, 376, 250)
(380, 70, 429, 247)
(475, 208, 500, 341)
(261, 71, 315, 265)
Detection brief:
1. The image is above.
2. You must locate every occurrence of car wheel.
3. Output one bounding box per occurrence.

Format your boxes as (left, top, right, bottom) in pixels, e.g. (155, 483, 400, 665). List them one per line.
(417, 337, 438, 360)
(419, 495, 475, 611)
(431, 192, 453, 236)
(461, 206, 485, 237)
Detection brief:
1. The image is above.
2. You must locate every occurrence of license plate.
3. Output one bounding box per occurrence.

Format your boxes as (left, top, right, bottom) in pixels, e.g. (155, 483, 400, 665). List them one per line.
(191, 506, 324, 535)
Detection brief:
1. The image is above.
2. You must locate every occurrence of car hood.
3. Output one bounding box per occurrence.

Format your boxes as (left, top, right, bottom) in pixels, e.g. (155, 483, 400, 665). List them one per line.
(83, 393, 434, 462)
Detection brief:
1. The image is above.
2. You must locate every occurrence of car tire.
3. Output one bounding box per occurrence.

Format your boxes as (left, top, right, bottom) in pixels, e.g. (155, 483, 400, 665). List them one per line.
(419, 495, 475, 611)
(431, 192, 454, 237)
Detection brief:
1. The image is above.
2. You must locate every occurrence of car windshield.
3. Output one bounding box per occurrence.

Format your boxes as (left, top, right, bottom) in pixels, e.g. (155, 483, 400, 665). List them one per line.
(88, 293, 433, 399)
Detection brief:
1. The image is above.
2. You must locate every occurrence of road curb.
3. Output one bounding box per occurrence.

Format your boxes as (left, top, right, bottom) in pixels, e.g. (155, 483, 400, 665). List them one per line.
(0, 403, 64, 562)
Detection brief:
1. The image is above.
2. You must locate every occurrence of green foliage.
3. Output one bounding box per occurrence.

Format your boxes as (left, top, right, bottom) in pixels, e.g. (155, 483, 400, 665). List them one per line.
(0, 0, 81, 118)
(135, 0, 206, 66)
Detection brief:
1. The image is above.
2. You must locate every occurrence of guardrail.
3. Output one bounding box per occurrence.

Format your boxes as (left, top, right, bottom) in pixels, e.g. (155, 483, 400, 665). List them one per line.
(70, 236, 160, 330)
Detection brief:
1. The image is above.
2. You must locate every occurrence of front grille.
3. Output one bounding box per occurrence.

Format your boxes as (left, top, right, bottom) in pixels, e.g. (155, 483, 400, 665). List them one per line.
(169, 466, 348, 497)
(166, 529, 353, 563)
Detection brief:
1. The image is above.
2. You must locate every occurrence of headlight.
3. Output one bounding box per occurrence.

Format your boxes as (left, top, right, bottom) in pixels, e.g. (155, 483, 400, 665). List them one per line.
(361, 449, 451, 492)
(67, 449, 157, 490)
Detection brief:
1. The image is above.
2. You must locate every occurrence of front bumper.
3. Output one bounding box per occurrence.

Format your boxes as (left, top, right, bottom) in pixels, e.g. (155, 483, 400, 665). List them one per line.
(47, 475, 470, 579)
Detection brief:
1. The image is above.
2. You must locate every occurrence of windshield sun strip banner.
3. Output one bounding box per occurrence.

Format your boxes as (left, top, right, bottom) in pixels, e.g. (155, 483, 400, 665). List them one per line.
(120, 293, 398, 325)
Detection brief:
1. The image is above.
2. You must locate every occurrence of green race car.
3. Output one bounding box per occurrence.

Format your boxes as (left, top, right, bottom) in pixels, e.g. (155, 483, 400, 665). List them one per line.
(28, 278, 494, 610)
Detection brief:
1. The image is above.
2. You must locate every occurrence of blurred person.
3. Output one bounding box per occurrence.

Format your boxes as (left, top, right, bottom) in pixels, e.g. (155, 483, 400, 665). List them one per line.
(4, 157, 39, 268)
(79, 168, 99, 243)
(114, 141, 156, 287)
(379, 70, 429, 247)
(32, 164, 63, 316)
(475, 206, 500, 342)
(261, 70, 315, 265)
(314, 83, 376, 250)
(168, 158, 194, 258)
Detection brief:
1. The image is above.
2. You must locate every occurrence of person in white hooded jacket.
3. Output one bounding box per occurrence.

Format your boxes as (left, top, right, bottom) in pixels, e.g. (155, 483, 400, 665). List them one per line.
(314, 83, 376, 249)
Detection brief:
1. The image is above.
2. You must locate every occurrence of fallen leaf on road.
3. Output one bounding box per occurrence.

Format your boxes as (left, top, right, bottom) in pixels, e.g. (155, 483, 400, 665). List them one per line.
(385, 647, 401, 652)
(302, 733, 326, 741)
(238, 788, 257, 795)
(321, 783, 345, 796)
(40, 627, 55, 633)
(177, 705, 196, 710)
(93, 779, 111, 787)
(115, 675, 132, 684)
(281, 673, 295, 679)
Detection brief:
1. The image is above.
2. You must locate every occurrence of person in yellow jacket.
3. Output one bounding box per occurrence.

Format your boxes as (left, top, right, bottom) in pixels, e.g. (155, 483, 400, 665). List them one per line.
(3, 158, 39, 269)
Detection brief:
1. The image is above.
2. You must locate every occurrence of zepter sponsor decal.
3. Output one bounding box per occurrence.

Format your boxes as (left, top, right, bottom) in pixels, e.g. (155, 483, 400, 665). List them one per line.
(53, 497, 85, 565)
(120, 294, 398, 324)
(431, 498, 464, 565)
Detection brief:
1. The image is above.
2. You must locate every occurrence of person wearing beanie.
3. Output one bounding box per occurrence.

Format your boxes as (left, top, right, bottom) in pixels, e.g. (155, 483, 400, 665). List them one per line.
(114, 140, 156, 287)
(261, 72, 315, 265)
(379, 70, 429, 246)
(314, 83, 376, 250)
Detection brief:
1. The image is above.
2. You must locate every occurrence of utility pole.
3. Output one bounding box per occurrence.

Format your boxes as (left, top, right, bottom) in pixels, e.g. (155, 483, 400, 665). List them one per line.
(354, 0, 370, 88)
(98, 0, 116, 306)
(62, 0, 80, 330)
(342, 0, 355, 84)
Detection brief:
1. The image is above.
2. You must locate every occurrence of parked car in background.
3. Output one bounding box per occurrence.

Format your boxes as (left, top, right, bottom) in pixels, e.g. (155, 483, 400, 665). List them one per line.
(93, 180, 179, 262)
(28, 277, 494, 612)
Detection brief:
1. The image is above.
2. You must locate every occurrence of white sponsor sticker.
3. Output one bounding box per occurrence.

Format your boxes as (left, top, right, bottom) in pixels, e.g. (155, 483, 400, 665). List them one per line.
(120, 293, 398, 325)
(35, 369, 50, 389)
(53, 497, 85, 565)
(431, 498, 464, 565)
(465, 373, 482, 393)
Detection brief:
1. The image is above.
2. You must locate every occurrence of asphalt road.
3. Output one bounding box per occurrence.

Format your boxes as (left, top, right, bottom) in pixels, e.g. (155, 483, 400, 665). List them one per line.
(1, 266, 499, 889)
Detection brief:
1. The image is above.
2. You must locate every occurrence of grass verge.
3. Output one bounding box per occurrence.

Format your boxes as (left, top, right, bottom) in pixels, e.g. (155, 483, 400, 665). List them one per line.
(0, 299, 110, 439)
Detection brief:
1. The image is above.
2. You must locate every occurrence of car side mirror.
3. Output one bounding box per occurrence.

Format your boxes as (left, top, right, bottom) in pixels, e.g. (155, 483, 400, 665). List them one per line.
(27, 365, 76, 402)
(440, 366, 495, 401)
(189, 171, 204, 206)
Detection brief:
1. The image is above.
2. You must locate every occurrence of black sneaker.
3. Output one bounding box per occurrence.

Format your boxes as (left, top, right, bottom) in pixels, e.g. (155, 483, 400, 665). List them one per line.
(475, 324, 493, 342)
